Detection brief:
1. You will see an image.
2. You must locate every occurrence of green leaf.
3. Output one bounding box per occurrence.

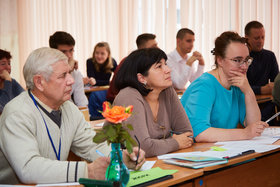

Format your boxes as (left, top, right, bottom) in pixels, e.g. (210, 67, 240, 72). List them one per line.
(105, 125, 119, 142)
(125, 140, 133, 154)
(93, 132, 107, 143)
(105, 125, 117, 137)
(126, 124, 134, 131)
(128, 135, 138, 147)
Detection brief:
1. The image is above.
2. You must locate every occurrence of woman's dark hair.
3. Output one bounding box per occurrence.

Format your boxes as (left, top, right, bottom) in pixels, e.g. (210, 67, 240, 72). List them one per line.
(211, 31, 248, 67)
(115, 48, 167, 96)
(0, 49, 12, 60)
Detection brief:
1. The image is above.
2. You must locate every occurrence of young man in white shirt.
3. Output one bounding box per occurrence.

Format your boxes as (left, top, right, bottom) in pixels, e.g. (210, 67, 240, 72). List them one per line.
(49, 31, 89, 108)
(167, 28, 205, 89)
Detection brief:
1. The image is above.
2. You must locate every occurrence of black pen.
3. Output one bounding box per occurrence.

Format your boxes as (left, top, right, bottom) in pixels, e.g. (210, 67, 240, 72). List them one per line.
(224, 150, 255, 159)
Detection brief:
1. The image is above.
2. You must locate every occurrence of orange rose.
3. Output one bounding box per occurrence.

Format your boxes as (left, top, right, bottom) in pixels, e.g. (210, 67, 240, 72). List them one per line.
(102, 102, 133, 124)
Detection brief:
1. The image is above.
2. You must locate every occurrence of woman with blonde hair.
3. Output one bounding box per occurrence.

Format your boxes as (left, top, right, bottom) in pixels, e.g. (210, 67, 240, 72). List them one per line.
(86, 42, 117, 86)
(86, 42, 117, 120)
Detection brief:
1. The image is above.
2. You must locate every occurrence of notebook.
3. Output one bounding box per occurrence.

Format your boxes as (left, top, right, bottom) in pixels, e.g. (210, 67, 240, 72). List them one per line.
(163, 156, 228, 169)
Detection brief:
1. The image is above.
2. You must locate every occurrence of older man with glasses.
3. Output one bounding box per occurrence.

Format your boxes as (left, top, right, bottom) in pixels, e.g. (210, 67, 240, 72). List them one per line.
(0, 47, 145, 184)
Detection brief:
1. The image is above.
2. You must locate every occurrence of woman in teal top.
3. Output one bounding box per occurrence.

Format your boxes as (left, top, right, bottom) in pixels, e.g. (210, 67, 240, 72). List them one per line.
(181, 31, 268, 142)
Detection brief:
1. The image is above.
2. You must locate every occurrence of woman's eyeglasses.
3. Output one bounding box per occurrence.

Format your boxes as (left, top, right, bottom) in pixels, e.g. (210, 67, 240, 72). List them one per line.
(227, 57, 253, 67)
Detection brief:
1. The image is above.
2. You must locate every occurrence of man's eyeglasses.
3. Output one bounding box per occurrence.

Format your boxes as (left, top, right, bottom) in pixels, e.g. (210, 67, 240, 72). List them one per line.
(227, 57, 253, 67)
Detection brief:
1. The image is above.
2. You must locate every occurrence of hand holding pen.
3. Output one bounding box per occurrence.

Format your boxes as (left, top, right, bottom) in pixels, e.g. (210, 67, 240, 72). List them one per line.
(96, 145, 145, 171)
(123, 147, 145, 170)
(245, 121, 269, 139)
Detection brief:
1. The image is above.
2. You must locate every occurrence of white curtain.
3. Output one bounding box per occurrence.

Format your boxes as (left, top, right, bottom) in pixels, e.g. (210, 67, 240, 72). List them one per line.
(0, 0, 279, 86)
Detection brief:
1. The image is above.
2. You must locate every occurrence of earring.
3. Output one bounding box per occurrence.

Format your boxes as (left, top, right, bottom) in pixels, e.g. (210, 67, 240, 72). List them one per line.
(143, 81, 147, 86)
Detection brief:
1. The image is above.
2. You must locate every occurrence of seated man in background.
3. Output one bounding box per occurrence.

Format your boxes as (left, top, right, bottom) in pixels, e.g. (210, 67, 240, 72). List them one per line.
(167, 28, 205, 90)
(272, 73, 280, 108)
(106, 33, 158, 103)
(245, 21, 279, 95)
(0, 49, 24, 114)
(0, 47, 145, 184)
(245, 21, 279, 123)
(49, 31, 89, 108)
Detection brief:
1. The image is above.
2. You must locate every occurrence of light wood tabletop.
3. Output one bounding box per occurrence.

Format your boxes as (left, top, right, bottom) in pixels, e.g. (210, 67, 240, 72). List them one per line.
(84, 85, 109, 94)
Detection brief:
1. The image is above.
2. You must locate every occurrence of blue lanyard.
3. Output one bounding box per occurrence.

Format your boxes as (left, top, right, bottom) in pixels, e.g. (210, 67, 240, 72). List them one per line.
(30, 92, 61, 160)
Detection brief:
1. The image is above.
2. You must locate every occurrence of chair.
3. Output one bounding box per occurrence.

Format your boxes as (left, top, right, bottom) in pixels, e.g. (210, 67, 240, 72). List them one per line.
(79, 106, 90, 121)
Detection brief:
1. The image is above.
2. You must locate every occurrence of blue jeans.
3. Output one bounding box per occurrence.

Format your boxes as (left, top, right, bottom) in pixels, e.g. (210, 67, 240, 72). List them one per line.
(88, 90, 107, 120)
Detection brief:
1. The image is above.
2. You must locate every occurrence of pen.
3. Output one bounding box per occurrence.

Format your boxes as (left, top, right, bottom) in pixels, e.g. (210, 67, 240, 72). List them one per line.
(134, 135, 140, 166)
(224, 150, 255, 159)
(96, 149, 105, 157)
(265, 111, 280, 123)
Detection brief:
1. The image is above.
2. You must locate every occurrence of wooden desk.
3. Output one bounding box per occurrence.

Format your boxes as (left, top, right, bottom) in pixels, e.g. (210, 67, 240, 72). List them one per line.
(148, 141, 280, 187)
(146, 144, 211, 187)
(70, 122, 280, 186)
(84, 85, 109, 94)
(149, 159, 203, 187)
(256, 94, 273, 104)
(56, 138, 280, 187)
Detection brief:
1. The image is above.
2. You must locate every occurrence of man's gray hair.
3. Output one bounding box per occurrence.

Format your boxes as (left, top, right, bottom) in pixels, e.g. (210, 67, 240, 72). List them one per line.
(23, 47, 68, 90)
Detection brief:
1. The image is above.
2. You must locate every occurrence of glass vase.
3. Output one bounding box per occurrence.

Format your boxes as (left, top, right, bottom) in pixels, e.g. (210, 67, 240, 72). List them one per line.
(106, 143, 130, 187)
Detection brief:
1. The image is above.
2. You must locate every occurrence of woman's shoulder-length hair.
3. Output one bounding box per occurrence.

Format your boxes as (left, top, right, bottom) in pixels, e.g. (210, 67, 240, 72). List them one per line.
(115, 48, 167, 96)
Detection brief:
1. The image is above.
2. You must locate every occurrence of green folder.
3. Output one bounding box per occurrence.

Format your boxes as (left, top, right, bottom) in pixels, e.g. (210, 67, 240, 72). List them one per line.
(127, 167, 177, 187)
(79, 178, 115, 187)
(79, 167, 177, 187)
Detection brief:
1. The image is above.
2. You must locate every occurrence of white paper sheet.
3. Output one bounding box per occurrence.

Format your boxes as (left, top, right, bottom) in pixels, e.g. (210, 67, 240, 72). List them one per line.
(129, 160, 156, 171)
(262, 128, 280, 138)
(157, 152, 203, 160)
(157, 134, 280, 160)
(94, 122, 104, 127)
(215, 136, 279, 146)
